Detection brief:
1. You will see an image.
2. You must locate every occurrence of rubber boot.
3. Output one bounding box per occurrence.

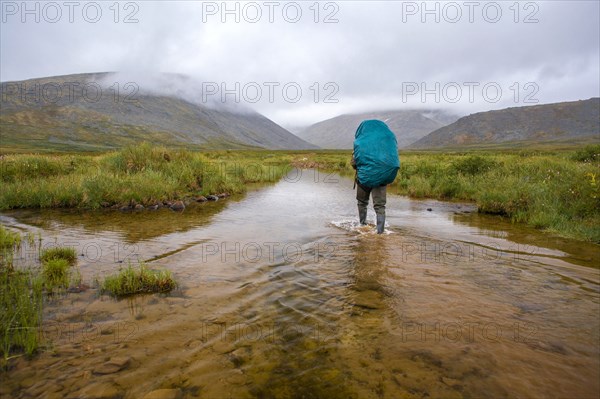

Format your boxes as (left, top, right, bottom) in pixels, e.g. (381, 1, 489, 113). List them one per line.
(358, 207, 367, 225)
(376, 214, 385, 234)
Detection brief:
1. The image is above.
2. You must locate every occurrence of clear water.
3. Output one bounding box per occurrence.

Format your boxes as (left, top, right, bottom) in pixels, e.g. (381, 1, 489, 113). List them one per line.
(1, 169, 598, 398)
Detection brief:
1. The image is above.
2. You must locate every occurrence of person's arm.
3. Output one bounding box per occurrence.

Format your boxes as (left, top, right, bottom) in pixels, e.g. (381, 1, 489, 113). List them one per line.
(351, 152, 357, 170)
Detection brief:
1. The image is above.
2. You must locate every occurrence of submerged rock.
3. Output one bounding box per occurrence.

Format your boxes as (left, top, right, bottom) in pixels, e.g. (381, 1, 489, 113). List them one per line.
(206, 195, 219, 201)
(442, 377, 462, 387)
(67, 283, 90, 293)
(142, 388, 182, 399)
(134, 204, 144, 210)
(78, 381, 122, 399)
(353, 290, 384, 310)
(93, 356, 131, 375)
(228, 347, 249, 368)
(195, 196, 207, 202)
(170, 201, 185, 211)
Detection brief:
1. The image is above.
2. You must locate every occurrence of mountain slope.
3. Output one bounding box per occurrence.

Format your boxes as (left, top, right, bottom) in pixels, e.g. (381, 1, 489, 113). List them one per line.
(0, 73, 316, 151)
(410, 98, 600, 149)
(295, 110, 460, 149)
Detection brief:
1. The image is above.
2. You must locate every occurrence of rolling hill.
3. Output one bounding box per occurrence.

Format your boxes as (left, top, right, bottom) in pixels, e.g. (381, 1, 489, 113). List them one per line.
(410, 98, 600, 149)
(295, 110, 461, 149)
(0, 73, 317, 152)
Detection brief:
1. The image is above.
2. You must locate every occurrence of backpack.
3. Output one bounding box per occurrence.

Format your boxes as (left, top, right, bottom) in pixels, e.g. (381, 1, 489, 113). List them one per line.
(353, 120, 400, 188)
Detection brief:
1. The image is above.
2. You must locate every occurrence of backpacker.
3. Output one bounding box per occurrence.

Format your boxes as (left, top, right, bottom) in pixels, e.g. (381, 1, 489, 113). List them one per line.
(353, 120, 400, 188)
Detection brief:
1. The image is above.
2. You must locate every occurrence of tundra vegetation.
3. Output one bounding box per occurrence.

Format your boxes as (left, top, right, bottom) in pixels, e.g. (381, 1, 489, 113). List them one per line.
(0, 143, 598, 243)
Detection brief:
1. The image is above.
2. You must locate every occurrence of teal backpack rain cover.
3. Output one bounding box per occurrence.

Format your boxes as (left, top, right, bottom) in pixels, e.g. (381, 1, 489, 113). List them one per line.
(353, 120, 400, 188)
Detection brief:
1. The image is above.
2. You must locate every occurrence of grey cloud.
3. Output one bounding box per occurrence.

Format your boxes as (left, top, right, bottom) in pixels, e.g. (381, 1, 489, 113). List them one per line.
(1, 0, 598, 126)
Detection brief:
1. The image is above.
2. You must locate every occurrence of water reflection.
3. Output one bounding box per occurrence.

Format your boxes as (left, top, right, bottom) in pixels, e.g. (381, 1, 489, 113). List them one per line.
(1, 199, 233, 243)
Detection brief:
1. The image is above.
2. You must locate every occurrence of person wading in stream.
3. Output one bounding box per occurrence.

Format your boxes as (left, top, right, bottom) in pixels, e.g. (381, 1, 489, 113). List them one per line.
(351, 120, 400, 234)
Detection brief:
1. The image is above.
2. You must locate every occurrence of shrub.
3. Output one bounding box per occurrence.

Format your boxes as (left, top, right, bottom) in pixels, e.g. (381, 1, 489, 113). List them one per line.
(571, 145, 600, 163)
(452, 155, 496, 176)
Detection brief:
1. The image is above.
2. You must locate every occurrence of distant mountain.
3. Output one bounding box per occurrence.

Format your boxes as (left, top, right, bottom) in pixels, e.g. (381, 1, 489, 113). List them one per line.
(0, 73, 316, 151)
(410, 98, 600, 149)
(295, 110, 461, 149)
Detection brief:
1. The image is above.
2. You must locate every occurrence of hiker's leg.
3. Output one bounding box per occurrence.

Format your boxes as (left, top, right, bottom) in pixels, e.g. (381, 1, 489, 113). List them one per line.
(372, 185, 387, 234)
(356, 184, 370, 225)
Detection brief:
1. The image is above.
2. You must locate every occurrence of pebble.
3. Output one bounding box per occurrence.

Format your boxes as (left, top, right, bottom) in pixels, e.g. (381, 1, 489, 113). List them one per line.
(206, 195, 219, 201)
(195, 196, 207, 202)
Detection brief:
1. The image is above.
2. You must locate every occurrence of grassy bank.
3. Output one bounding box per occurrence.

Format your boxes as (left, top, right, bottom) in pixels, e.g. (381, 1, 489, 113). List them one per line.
(302, 146, 599, 243)
(395, 148, 599, 242)
(1, 145, 598, 242)
(0, 143, 291, 209)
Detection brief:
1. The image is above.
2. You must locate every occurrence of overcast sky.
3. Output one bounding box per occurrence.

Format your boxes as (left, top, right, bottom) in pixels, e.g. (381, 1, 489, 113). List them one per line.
(1, 0, 599, 127)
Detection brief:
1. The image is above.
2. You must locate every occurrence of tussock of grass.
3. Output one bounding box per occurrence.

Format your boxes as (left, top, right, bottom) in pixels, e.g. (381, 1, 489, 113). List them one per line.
(1, 230, 81, 362)
(40, 247, 77, 265)
(0, 225, 21, 249)
(42, 259, 70, 291)
(0, 267, 43, 361)
(1, 227, 43, 362)
(100, 262, 177, 298)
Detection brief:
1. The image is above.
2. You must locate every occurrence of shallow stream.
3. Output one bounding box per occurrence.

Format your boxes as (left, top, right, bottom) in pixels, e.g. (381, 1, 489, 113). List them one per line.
(1, 169, 598, 398)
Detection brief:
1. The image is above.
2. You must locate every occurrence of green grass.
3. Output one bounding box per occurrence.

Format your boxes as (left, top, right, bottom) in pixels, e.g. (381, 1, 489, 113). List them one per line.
(40, 247, 77, 265)
(0, 143, 291, 209)
(0, 231, 78, 363)
(0, 228, 43, 364)
(100, 262, 177, 298)
(0, 267, 43, 362)
(392, 147, 600, 243)
(42, 259, 71, 292)
(39, 247, 79, 294)
(0, 225, 21, 250)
